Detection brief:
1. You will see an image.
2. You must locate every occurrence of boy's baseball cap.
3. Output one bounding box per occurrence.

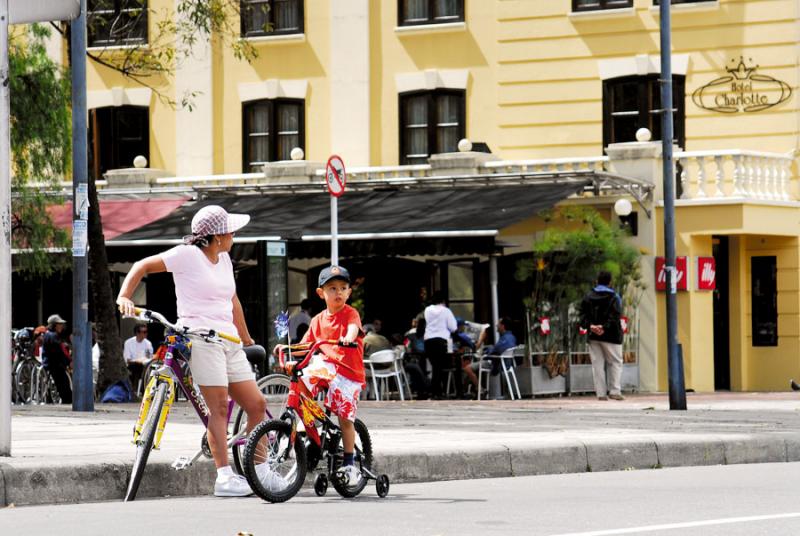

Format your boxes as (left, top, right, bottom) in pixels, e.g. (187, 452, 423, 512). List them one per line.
(318, 265, 351, 287)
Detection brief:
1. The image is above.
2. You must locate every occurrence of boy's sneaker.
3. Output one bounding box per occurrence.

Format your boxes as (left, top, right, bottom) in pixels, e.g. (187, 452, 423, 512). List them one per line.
(214, 473, 253, 497)
(337, 464, 363, 487)
(255, 463, 287, 492)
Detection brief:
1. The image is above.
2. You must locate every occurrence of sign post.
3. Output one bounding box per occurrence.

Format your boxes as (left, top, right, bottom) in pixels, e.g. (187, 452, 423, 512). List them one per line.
(0, 0, 82, 456)
(325, 155, 346, 265)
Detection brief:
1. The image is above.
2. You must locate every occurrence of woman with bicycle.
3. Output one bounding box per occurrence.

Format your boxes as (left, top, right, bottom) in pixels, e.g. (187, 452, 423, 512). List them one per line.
(117, 205, 268, 497)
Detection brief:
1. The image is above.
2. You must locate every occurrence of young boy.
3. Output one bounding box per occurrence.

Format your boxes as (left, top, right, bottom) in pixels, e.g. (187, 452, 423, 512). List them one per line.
(293, 265, 365, 485)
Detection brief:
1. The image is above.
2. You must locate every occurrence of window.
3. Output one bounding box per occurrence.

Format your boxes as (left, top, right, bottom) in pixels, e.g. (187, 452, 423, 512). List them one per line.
(242, 99, 304, 172)
(751, 256, 778, 347)
(399, 90, 465, 165)
(87, 0, 148, 48)
(653, 0, 711, 4)
(398, 0, 464, 26)
(241, 0, 303, 37)
(88, 106, 149, 180)
(602, 74, 685, 148)
(572, 0, 632, 12)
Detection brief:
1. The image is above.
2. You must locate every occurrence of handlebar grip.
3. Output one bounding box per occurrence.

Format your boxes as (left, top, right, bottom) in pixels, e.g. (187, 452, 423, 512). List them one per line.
(218, 332, 242, 344)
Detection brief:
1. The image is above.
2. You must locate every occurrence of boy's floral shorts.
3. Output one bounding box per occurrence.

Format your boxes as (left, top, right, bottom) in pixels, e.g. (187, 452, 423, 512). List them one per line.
(300, 355, 362, 422)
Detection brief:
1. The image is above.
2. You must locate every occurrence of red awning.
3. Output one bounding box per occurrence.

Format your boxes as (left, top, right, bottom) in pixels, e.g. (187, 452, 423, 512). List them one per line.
(48, 198, 188, 240)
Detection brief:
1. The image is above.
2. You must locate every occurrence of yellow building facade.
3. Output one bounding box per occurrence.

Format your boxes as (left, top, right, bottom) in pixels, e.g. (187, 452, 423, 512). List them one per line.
(81, 0, 800, 392)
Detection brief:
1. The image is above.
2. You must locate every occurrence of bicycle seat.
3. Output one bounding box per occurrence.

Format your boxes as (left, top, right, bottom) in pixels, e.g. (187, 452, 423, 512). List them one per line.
(244, 344, 267, 364)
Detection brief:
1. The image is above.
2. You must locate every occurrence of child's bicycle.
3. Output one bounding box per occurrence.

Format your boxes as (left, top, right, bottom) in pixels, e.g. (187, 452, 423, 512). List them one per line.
(241, 339, 390, 503)
(124, 308, 291, 502)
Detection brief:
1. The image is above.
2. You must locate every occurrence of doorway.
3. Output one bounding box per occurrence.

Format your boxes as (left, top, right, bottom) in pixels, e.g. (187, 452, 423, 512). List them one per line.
(712, 236, 730, 390)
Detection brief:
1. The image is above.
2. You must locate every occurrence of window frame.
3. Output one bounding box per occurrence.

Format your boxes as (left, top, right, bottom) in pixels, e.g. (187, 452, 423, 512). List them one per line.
(87, 0, 148, 48)
(398, 89, 466, 165)
(397, 0, 465, 27)
(572, 0, 633, 12)
(240, 0, 305, 38)
(653, 0, 712, 4)
(602, 74, 686, 149)
(88, 105, 150, 181)
(241, 98, 305, 173)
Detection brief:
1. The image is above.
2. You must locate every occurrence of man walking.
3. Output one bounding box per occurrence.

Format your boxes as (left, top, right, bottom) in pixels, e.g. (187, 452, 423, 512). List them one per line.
(42, 314, 72, 404)
(580, 271, 625, 401)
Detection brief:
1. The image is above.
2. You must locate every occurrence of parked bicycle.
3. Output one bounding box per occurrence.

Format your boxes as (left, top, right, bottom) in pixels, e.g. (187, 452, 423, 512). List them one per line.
(124, 308, 290, 502)
(241, 339, 390, 503)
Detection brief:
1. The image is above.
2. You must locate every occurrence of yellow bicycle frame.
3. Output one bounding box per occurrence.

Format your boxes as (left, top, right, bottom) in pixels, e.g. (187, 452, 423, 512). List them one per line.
(132, 370, 176, 450)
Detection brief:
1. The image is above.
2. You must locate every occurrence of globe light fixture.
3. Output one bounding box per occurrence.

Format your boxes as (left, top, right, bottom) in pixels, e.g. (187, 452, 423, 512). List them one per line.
(614, 198, 633, 217)
(133, 155, 148, 168)
(457, 138, 472, 152)
(290, 147, 305, 161)
(635, 128, 652, 142)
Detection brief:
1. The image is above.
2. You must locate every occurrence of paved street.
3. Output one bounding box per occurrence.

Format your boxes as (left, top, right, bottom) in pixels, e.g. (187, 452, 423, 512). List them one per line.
(2, 462, 800, 535)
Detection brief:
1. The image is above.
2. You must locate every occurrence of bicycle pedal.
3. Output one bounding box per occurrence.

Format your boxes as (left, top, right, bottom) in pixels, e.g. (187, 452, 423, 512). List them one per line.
(171, 456, 192, 471)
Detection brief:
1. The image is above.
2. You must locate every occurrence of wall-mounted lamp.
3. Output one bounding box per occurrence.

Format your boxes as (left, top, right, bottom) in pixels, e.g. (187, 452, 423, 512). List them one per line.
(614, 198, 638, 236)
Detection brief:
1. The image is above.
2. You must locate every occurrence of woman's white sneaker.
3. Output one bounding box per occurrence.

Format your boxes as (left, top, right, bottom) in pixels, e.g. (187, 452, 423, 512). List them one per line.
(214, 474, 253, 497)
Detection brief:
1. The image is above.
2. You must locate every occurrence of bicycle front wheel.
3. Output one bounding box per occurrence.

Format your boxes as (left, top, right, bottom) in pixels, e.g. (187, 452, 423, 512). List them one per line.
(243, 420, 307, 503)
(14, 359, 36, 404)
(232, 373, 291, 475)
(125, 381, 168, 502)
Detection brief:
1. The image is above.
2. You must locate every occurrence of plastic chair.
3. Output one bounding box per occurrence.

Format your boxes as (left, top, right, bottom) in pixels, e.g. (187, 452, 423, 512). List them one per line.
(364, 349, 405, 401)
(393, 346, 413, 400)
(477, 345, 523, 400)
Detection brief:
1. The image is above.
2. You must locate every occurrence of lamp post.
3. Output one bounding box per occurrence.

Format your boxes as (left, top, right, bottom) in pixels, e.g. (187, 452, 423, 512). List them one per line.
(659, 0, 687, 410)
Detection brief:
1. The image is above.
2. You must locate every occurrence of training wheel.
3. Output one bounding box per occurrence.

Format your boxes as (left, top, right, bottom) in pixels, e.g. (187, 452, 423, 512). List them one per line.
(376, 474, 390, 498)
(314, 473, 328, 497)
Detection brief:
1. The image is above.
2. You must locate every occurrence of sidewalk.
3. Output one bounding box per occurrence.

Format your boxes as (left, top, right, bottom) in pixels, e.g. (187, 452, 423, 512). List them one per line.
(3, 392, 800, 507)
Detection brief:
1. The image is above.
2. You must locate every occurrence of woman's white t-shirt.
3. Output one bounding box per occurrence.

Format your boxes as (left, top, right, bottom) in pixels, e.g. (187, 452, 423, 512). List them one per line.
(160, 245, 237, 335)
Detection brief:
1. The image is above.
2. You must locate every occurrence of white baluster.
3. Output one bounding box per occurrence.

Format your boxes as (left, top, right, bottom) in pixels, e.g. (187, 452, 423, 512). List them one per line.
(731, 154, 745, 197)
(679, 156, 691, 199)
(712, 154, 725, 197)
(762, 156, 775, 200)
(695, 156, 707, 198)
(776, 158, 789, 201)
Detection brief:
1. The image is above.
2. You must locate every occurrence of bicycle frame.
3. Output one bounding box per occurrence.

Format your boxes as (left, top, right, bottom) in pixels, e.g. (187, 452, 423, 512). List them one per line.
(133, 333, 239, 450)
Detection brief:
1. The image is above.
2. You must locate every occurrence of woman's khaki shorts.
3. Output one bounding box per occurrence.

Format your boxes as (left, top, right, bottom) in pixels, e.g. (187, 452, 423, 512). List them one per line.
(187, 335, 255, 387)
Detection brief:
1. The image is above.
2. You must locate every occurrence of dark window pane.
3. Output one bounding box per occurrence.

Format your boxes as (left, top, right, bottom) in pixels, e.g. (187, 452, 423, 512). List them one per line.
(436, 94, 460, 153)
(403, 0, 429, 22)
(87, 0, 147, 48)
(241, 0, 303, 37)
(88, 105, 149, 179)
(434, 0, 460, 20)
(400, 90, 464, 164)
(573, 0, 632, 11)
(243, 99, 304, 171)
(751, 256, 778, 346)
(400, 0, 463, 25)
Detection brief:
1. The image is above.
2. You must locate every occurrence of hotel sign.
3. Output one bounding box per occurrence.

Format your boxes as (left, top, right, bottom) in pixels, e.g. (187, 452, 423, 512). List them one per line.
(692, 57, 792, 114)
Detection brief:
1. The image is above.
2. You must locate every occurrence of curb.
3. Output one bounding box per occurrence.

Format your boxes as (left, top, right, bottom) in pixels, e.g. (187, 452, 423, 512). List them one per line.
(2, 435, 800, 507)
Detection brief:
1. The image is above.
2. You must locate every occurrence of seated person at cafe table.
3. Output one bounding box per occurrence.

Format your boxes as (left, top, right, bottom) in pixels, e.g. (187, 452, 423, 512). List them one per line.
(464, 317, 516, 399)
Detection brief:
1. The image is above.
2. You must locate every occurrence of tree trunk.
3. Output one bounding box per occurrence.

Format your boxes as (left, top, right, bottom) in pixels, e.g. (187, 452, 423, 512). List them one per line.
(88, 176, 128, 393)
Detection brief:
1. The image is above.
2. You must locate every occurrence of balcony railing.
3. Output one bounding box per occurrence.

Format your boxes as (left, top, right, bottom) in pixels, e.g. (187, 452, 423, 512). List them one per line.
(675, 150, 795, 202)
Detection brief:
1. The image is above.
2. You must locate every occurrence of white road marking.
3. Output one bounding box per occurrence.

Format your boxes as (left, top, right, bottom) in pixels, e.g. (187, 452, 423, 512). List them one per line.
(549, 512, 800, 535)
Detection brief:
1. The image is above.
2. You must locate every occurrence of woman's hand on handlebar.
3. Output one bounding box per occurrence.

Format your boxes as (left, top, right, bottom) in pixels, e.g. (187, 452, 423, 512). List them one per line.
(117, 296, 136, 317)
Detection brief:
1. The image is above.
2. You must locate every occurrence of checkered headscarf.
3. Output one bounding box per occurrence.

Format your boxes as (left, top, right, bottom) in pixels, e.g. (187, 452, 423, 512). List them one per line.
(183, 205, 250, 245)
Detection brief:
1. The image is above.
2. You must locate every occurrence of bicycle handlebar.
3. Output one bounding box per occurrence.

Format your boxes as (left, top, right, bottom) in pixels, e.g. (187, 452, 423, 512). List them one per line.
(132, 307, 242, 345)
(278, 339, 358, 372)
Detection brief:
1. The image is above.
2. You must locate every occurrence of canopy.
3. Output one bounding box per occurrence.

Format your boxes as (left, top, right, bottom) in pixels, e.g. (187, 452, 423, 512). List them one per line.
(109, 181, 590, 258)
(48, 198, 188, 240)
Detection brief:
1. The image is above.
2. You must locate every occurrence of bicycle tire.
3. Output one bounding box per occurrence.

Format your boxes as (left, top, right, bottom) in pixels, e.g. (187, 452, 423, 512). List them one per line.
(14, 359, 36, 404)
(331, 418, 373, 498)
(242, 419, 307, 503)
(232, 374, 292, 475)
(124, 381, 168, 502)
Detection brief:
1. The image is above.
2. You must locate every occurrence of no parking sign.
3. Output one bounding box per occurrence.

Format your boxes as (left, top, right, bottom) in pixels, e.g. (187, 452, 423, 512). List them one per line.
(325, 155, 346, 198)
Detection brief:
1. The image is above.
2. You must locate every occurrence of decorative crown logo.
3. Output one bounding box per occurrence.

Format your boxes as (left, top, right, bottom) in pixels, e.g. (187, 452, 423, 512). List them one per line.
(726, 56, 757, 80)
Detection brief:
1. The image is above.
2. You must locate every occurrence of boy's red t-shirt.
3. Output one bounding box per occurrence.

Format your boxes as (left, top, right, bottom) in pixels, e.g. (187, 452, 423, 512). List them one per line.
(301, 304, 365, 385)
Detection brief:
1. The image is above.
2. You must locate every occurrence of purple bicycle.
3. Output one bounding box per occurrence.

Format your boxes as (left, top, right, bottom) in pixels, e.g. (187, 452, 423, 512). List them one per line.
(124, 308, 290, 502)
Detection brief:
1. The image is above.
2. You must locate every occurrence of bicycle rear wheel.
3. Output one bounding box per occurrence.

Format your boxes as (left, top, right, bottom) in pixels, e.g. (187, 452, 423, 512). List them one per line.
(125, 381, 168, 502)
(331, 418, 373, 498)
(232, 373, 291, 474)
(14, 359, 36, 404)
(242, 420, 307, 503)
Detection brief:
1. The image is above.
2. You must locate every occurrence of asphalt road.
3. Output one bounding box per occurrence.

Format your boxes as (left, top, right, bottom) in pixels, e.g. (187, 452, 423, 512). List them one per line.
(3, 462, 800, 535)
